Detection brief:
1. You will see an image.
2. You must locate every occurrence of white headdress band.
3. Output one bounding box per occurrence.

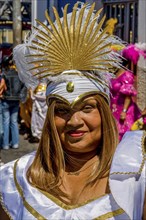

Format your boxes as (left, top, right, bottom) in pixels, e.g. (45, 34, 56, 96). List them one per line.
(46, 70, 110, 104)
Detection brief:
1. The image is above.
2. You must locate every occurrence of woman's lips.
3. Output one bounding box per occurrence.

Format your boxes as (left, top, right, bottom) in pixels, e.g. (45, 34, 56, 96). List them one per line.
(67, 131, 86, 137)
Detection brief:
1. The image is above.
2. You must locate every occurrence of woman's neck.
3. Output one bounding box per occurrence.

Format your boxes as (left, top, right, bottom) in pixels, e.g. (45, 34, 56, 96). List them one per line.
(64, 149, 99, 173)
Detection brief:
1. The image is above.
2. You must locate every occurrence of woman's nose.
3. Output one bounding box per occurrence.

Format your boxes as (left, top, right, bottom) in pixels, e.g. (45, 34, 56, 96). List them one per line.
(67, 111, 83, 127)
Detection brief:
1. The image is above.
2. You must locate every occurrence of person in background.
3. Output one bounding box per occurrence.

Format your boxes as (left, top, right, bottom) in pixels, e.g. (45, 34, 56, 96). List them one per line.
(0, 49, 7, 97)
(0, 68, 7, 98)
(0, 63, 6, 165)
(29, 82, 47, 143)
(0, 64, 5, 147)
(0, 3, 145, 220)
(110, 55, 141, 140)
(1, 55, 27, 149)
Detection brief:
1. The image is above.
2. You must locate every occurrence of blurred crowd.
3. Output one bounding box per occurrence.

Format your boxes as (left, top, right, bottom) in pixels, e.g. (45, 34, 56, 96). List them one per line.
(0, 55, 47, 153)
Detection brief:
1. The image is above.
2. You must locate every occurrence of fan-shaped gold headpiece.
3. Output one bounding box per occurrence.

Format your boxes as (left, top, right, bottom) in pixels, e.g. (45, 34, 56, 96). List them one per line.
(26, 2, 121, 78)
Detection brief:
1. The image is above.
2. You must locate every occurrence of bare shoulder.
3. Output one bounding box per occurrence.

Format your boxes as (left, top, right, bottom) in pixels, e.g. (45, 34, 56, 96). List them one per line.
(0, 203, 10, 220)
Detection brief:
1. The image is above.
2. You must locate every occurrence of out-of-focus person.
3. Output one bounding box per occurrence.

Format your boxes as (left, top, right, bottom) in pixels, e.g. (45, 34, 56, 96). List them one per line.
(1, 55, 27, 149)
(0, 64, 5, 147)
(29, 82, 47, 143)
(110, 57, 141, 140)
(0, 61, 6, 165)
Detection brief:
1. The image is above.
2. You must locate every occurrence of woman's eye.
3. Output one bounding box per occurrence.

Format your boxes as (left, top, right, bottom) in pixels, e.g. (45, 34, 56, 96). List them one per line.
(55, 108, 69, 115)
(82, 105, 95, 112)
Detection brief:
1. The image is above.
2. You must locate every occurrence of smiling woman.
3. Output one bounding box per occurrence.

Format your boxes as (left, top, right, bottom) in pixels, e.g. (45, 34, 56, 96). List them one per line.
(54, 96, 102, 153)
(23, 93, 116, 208)
(0, 2, 146, 220)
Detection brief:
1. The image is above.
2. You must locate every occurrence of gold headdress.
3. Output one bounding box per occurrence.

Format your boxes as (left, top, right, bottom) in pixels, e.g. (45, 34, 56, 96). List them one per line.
(25, 2, 122, 78)
(13, 2, 124, 105)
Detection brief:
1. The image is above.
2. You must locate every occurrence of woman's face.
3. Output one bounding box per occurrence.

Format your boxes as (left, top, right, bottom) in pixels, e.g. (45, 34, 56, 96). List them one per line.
(54, 96, 102, 153)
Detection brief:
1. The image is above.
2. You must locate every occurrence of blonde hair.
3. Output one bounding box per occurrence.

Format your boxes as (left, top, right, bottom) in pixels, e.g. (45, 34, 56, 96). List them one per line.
(27, 94, 119, 192)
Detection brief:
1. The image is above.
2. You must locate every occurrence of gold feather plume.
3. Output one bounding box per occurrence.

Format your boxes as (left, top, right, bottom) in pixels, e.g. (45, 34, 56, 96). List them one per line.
(26, 2, 121, 78)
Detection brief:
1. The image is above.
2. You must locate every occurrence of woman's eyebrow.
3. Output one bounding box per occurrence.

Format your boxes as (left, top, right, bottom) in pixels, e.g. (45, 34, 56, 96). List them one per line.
(79, 99, 96, 105)
(55, 103, 71, 109)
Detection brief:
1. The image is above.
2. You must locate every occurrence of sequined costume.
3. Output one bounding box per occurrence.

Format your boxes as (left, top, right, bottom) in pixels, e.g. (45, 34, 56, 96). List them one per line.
(110, 71, 141, 140)
(0, 131, 145, 220)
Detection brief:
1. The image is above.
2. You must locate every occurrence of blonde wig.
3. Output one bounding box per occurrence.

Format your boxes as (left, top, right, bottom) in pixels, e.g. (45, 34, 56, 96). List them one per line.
(27, 93, 119, 192)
